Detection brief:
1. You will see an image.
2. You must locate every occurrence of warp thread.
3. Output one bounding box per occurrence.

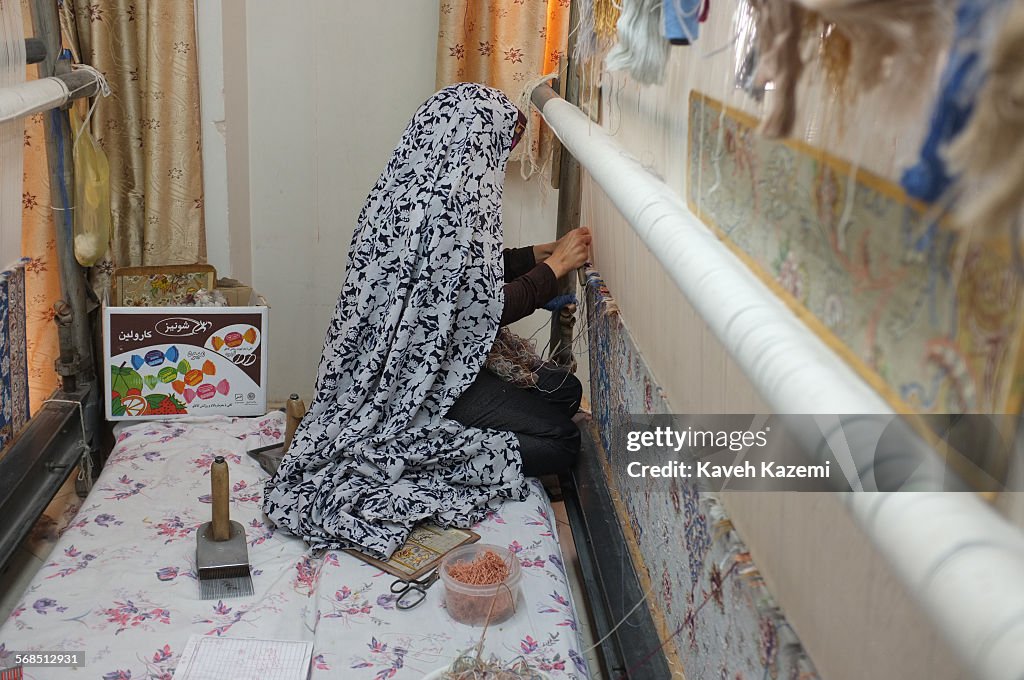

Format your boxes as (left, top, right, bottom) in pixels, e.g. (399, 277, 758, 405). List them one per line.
(605, 0, 671, 86)
(0, 0, 26, 261)
(946, 0, 1024, 240)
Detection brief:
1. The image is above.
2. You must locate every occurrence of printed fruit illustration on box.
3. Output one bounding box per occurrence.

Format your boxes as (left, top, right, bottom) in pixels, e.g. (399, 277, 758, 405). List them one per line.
(110, 364, 187, 417)
(106, 308, 267, 420)
(108, 338, 259, 419)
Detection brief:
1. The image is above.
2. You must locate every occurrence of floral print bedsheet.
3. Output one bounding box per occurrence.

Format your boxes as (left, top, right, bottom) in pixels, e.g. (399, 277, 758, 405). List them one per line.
(0, 413, 587, 679)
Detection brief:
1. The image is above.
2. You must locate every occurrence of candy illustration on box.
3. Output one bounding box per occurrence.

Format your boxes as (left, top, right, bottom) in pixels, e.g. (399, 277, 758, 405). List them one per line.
(206, 323, 261, 366)
(105, 307, 267, 420)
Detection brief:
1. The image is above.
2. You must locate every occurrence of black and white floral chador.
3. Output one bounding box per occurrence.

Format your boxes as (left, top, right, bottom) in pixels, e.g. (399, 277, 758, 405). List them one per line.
(263, 84, 529, 559)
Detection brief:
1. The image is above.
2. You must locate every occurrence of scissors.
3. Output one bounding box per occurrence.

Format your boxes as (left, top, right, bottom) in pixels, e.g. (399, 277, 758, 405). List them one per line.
(390, 570, 439, 610)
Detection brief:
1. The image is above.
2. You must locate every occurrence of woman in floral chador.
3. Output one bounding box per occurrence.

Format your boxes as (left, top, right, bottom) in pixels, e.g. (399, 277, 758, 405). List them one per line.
(264, 84, 590, 559)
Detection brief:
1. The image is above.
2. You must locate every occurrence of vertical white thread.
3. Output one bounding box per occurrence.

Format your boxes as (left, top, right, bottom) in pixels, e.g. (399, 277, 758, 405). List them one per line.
(0, 0, 26, 262)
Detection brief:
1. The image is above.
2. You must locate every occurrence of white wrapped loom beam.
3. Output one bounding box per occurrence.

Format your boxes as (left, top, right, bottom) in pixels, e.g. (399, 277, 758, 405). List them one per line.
(0, 69, 100, 125)
(529, 83, 1024, 680)
(530, 84, 887, 414)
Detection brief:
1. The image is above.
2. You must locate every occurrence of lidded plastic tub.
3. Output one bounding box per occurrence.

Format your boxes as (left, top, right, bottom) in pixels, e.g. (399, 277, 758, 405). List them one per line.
(440, 543, 521, 625)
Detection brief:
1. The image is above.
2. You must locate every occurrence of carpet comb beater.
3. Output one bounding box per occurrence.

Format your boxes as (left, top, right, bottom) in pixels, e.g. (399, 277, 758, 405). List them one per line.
(196, 456, 254, 599)
(247, 393, 306, 475)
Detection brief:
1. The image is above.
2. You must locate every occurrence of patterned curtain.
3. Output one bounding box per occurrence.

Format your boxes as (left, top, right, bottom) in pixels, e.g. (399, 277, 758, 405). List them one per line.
(436, 0, 570, 176)
(60, 0, 206, 296)
(18, 0, 206, 410)
(20, 0, 61, 411)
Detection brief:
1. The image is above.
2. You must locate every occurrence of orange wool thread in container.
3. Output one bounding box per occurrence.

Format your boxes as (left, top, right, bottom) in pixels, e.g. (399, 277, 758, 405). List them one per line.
(447, 550, 510, 584)
(441, 544, 522, 626)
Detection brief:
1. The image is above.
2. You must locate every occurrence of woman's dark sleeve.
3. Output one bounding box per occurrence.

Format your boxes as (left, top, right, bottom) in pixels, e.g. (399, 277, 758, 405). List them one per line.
(501, 263, 558, 326)
(502, 246, 537, 282)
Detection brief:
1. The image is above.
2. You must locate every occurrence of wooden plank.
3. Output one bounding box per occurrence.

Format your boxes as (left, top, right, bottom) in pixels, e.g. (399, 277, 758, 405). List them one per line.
(549, 0, 583, 368)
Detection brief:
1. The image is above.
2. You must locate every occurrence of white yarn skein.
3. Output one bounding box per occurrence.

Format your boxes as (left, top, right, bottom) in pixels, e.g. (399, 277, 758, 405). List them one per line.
(605, 0, 670, 85)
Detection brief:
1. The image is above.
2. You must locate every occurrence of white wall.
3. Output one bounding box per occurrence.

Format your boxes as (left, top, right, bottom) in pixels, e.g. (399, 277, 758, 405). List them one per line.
(195, 0, 228, 276)
(206, 1, 566, 404)
(212, 1, 442, 403)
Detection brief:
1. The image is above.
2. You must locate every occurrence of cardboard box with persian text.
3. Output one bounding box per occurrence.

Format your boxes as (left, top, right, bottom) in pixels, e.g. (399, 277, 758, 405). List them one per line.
(103, 297, 268, 420)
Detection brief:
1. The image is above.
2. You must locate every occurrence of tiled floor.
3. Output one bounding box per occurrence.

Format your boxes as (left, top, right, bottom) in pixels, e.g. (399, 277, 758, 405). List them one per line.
(0, 469, 84, 622)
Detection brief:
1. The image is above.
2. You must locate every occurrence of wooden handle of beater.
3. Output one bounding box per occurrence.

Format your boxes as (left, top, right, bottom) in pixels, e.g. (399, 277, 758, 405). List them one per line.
(210, 456, 230, 541)
(283, 393, 306, 453)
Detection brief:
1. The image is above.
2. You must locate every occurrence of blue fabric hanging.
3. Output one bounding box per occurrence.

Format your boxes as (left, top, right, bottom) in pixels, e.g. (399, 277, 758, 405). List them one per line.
(664, 0, 703, 45)
(901, 0, 1007, 202)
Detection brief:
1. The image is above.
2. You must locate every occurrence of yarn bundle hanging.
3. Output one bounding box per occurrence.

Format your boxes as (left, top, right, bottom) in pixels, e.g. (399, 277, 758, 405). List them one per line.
(743, 0, 951, 138)
(605, 0, 671, 86)
(945, 1, 1024, 241)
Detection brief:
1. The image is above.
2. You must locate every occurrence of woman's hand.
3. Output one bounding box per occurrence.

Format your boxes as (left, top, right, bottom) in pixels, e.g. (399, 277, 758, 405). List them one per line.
(545, 227, 591, 278)
(532, 241, 556, 263)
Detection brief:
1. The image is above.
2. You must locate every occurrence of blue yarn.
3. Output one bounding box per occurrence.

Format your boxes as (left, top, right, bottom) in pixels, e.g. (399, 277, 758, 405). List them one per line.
(663, 0, 701, 45)
(542, 293, 577, 311)
(51, 108, 73, 240)
(901, 0, 1007, 202)
(52, 51, 75, 249)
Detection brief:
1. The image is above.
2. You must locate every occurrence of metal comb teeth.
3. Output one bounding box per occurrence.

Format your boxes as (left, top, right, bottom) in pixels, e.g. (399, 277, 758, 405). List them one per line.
(199, 571, 254, 600)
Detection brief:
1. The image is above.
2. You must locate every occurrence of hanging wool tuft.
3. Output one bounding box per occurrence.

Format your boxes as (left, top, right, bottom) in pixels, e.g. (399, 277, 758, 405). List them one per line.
(595, 0, 623, 42)
(0, 0, 27, 261)
(798, 0, 951, 119)
(901, 0, 1006, 203)
(945, 0, 1024, 239)
(750, 0, 806, 137)
(573, 0, 599, 66)
(605, 0, 671, 86)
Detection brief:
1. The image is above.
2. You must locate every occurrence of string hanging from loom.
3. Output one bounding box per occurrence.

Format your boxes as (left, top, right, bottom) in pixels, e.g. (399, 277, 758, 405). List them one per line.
(515, 72, 558, 181)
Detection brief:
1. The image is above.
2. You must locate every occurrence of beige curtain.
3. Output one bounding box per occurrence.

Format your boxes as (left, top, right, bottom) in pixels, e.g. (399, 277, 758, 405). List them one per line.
(436, 0, 570, 175)
(60, 0, 206, 296)
(19, 0, 205, 409)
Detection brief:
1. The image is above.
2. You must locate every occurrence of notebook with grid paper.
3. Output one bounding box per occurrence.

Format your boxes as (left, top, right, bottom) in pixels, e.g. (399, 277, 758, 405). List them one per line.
(172, 635, 313, 680)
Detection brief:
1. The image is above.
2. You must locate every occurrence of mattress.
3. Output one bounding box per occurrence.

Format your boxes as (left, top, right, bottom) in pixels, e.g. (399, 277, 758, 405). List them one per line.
(0, 413, 587, 679)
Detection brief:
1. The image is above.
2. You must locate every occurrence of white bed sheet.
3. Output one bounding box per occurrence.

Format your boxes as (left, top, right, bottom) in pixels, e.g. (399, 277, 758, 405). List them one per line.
(0, 413, 587, 679)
